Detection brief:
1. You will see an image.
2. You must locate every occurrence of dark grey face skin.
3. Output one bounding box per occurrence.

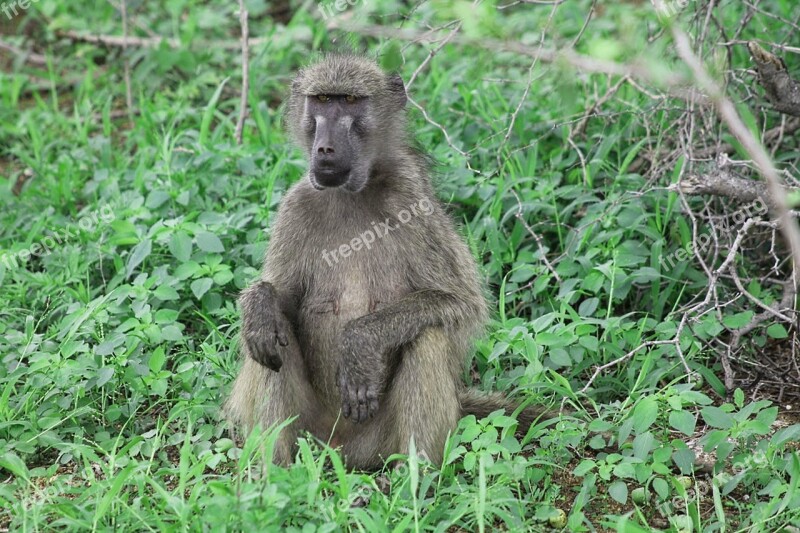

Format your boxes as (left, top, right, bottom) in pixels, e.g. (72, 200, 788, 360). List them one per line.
(304, 95, 371, 191)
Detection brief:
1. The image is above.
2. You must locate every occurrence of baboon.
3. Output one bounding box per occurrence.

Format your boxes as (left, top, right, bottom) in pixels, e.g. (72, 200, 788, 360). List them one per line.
(225, 54, 550, 469)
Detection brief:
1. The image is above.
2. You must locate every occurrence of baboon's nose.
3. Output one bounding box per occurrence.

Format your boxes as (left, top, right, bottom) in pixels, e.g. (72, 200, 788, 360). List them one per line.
(317, 145, 335, 155)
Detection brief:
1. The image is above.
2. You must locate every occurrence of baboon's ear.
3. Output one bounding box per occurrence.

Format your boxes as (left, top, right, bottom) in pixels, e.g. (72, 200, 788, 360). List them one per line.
(387, 74, 407, 108)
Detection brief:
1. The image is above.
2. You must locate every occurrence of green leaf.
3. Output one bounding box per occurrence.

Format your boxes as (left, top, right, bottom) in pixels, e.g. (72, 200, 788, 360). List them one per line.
(199, 77, 229, 146)
(608, 481, 628, 504)
(190, 278, 214, 300)
(733, 388, 744, 408)
(755, 406, 778, 427)
(196, 231, 224, 253)
(169, 231, 193, 262)
(96, 367, 115, 387)
(722, 311, 755, 329)
(175, 261, 202, 280)
(145, 190, 171, 209)
(380, 41, 403, 71)
(548, 348, 571, 367)
(155, 309, 179, 324)
(579, 335, 599, 352)
(618, 417, 635, 446)
(653, 446, 673, 463)
(536, 331, 573, 347)
(154, 285, 179, 301)
(161, 325, 183, 342)
(669, 410, 696, 436)
(126, 238, 152, 278)
(589, 435, 607, 449)
(701, 406, 734, 429)
(632, 431, 655, 459)
(94, 463, 137, 527)
(632, 396, 659, 433)
(149, 347, 166, 373)
(0, 452, 29, 481)
(573, 459, 596, 476)
(578, 298, 600, 317)
(672, 448, 696, 474)
(652, 477, 669, 500)
(213, 269, 234, 285)
(772, 424, 800, 447)
(766, 323, 788, 339)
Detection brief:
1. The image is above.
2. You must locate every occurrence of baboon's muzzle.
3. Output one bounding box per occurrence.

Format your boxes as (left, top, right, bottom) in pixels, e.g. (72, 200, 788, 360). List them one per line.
(311, 120, 353, 188)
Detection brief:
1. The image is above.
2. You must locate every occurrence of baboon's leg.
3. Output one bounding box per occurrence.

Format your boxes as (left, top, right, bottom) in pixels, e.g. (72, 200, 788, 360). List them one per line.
(225, 335, 328, 465)
(389, 328, 461, 465)
(340, 328, 461, 468)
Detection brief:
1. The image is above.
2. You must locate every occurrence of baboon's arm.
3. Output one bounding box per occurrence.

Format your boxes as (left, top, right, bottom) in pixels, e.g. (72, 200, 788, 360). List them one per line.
(240, 205, 305, 371)
(240, 281, 297, 371)
(337, 289, 479, 422)
(343, 290, 475, 354)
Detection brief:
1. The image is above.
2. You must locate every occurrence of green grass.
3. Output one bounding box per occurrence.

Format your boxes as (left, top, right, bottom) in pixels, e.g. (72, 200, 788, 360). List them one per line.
(1, 0, 800, 531)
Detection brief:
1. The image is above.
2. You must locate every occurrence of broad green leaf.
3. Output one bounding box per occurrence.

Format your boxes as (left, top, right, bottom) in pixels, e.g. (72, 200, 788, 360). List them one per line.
(669, 410, 696, 436)
(126, 238, 152, 278)
(632, 396, 659, 433)
(632, 431, 656, 459)
(161, 325, 183, 342)
(701, 406, 734, 429)
(96, 367, 115, 387)
(169, 231, 193, 261)
(766, 323, 788, 339)
(672, 448, 696, 474)
(608, 481, 628, 504)
(149, 347, 166, 373)
(196, 231, 224, 253)
(190, 278, 214, 300)
(652, 477, 669, 500)
(0, 452, 29, 481)
(154, 285, 180, 301)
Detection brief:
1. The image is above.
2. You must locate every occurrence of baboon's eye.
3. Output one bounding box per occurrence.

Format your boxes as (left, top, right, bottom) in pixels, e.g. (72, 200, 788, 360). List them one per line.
(345, 95, 357, 103)
(317, 95, 330, 102)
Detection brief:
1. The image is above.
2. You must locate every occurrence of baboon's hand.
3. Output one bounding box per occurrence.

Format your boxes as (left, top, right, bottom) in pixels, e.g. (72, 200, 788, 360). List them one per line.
(337, 322, 386, 423)
(241, 282, 292, 372)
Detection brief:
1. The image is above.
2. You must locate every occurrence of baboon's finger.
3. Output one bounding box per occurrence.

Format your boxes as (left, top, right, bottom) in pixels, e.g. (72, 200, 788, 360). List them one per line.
(366, 389, 379, 417)
(276, 331, 289, 347)
(356, 386, 368, 423)
(275, 318, 290, 346)
(339, 373, 353, 419)
(246, 334, 282, 371)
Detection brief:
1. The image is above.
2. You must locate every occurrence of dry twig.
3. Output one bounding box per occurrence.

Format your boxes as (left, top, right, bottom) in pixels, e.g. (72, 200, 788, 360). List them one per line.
(748, 41, 800, 117)
(235, 0, 250, 145)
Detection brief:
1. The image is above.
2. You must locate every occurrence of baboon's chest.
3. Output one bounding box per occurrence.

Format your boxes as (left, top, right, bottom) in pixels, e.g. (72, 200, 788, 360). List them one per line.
(304, 228, 410, 319)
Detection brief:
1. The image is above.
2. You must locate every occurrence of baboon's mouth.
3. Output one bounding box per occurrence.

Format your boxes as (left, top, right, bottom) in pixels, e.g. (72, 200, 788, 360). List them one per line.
(313, 167, 351, 188)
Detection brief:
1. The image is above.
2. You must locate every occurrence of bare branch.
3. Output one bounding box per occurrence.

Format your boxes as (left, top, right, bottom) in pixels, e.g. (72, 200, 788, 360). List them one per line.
(326, 20, 689, 86)
(119, 0, 134, 124)
(749, 41, 800, 117)
(676, 163, 798, 211)
(0, 40, 47, 65)
(57, 30, 271, 50)
(673, 27, 800, 291)
(235, 0, 250, 145)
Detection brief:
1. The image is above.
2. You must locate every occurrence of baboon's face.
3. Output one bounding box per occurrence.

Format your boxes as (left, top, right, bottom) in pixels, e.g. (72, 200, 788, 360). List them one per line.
(303, 94, 374, 191)
(287, 55, 408, 193)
